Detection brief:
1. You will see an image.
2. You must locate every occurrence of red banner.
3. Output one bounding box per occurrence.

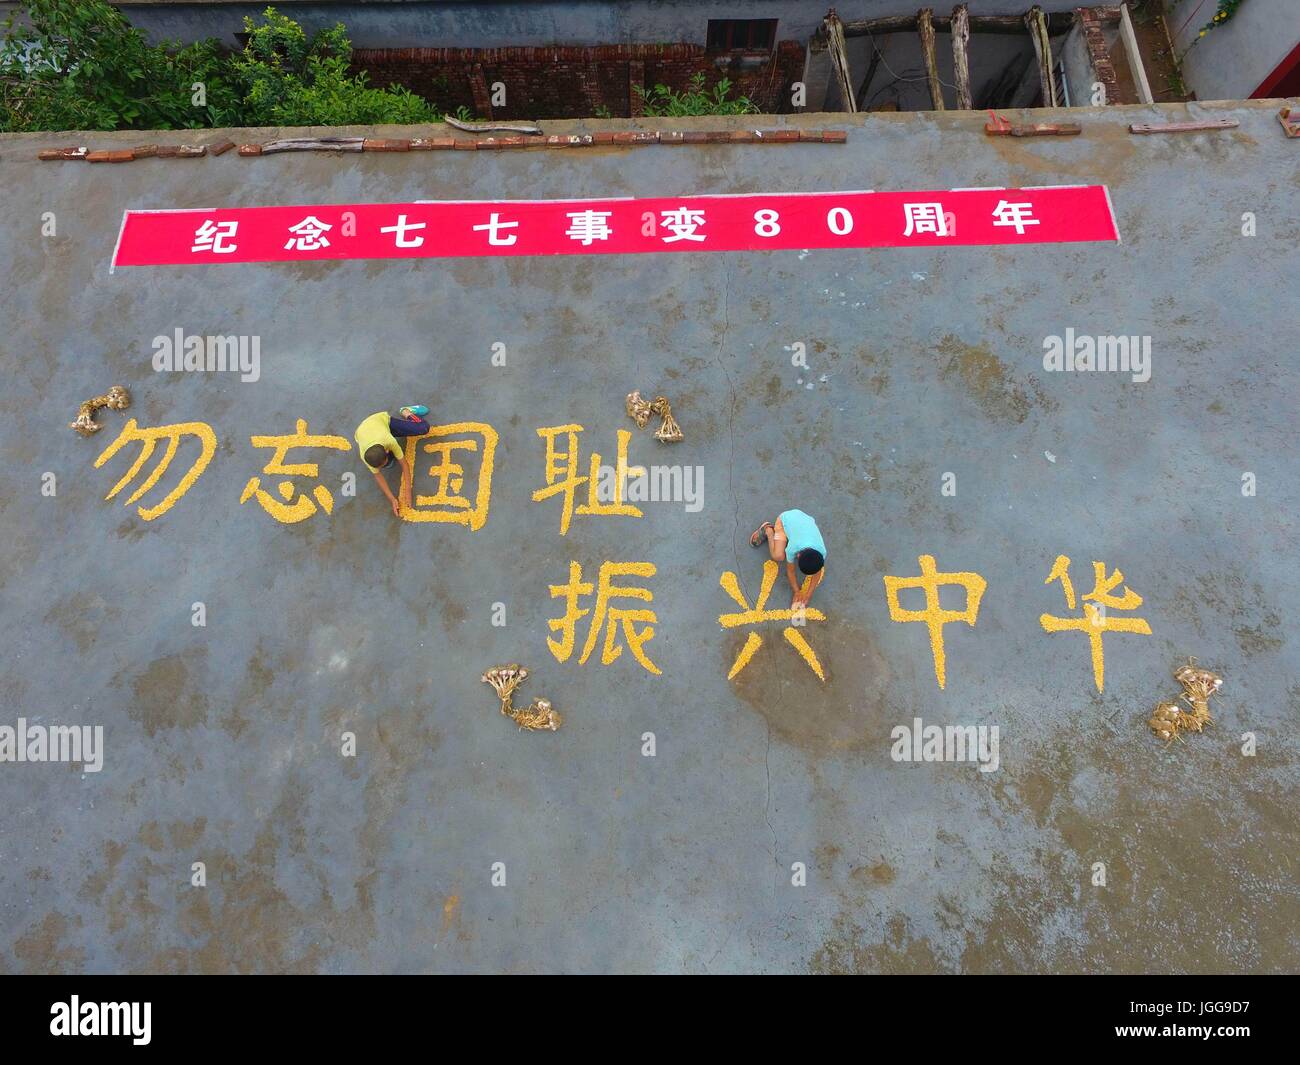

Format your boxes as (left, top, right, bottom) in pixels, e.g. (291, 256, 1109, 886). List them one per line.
(111, 186, 1119, 269)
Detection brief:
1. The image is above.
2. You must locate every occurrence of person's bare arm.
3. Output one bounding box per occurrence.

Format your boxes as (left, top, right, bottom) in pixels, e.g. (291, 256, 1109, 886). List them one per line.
(372, 467, 401, 517)
(786, 562, 802, 595)
(793, 568, 824, 609)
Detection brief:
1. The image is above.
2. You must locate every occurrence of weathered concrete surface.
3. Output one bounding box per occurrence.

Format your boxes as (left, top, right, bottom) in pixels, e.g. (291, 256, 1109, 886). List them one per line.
(1, 103, 1296, 974)
(1166, 0, 1297, 102)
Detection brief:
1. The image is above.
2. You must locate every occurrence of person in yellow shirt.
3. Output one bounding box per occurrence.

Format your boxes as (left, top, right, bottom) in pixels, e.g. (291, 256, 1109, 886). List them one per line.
(355, 405, 429, 517)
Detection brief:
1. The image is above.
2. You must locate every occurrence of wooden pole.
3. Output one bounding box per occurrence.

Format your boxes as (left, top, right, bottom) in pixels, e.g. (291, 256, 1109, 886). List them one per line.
(918, 8, 945, 111)
(824, 10, 859, 113)
(1025, 5, 1057, 106)
(951, 4, 972, 109)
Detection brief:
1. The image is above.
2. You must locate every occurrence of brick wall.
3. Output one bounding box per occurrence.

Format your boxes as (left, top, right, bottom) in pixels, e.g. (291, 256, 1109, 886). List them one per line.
(351, 41, 806, 119)
(1076, 7, 1121, 106)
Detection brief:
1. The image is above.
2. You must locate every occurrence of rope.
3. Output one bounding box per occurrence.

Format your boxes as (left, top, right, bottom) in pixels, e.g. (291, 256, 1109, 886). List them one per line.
(1172, 0, 1212, 40)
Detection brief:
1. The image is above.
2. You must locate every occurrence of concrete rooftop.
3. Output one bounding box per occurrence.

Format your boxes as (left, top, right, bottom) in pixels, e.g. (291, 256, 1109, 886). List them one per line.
(1, 101, 1297, 973)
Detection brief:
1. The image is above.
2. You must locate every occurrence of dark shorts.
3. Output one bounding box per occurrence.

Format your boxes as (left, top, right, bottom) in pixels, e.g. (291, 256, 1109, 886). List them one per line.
(389, 413, 429, 438)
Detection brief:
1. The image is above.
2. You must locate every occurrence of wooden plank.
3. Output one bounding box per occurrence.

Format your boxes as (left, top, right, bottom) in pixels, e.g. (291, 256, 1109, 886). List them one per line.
(261, 138, 365, 154)
(951, 4, 972, 110)
(1025, 5, 1057, 107)
(443, 116, 543, 135)
(845, 14, 917, 35)
(1117, 2, 1154, 105)
(824, 11, 859, 113)
(1129, 119, 1239, 134)
(918, 8, 945, 111)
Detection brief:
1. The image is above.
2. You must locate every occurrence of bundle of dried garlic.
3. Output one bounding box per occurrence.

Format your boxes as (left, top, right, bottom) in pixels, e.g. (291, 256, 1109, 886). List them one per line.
(70, 385, 131, 436)
(626, 390, 683, 443)
(1148, 659, 1221, 742)
(481, 664, 563, 732)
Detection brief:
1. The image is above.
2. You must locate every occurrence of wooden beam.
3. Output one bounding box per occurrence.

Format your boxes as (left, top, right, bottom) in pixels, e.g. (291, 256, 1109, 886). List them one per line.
(260, 138, 364, 154)
(1025, 5, 1057, 107)
(842, 11, 1074, 36)
(1129, 118, 1239, 134)
(1117, 2, 1154, 105)
(918, 8, 945, 111)
(823, 11, 858, 113)
(845, 14, 917, 35)
(951, 4, 972, 109)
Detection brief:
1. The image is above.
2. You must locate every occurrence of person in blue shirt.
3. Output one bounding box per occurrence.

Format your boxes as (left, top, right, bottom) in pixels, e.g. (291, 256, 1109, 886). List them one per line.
(750, 509, 826, 609)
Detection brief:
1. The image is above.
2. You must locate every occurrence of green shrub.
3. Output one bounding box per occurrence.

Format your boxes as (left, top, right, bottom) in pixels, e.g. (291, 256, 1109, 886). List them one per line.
(0, 1, 439, 131)
(634, 73, 756, 117)
(1, 0, 238, 131)
(230, 8, 438, 127)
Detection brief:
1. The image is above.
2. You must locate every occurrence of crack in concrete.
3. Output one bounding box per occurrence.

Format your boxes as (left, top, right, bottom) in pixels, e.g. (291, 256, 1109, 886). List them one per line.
(713, 256, 740, 579)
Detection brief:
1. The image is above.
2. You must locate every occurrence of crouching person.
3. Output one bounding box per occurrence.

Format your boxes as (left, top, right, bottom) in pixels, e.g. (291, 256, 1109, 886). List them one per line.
(355, 406, 430, 517)
(750, 509, 826, 609)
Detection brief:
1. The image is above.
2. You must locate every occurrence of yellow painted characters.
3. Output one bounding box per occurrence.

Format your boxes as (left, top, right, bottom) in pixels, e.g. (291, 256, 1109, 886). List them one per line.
(547, 560, 660, 675)
(533, 425, 644, 535)
(1039, 555, 1150, 691)
(399, 421, 499, 530)
(240, 419, 351, 523)
(883, 555, 986, 689)
(95, 418, 217, 521)
(719, 560, 826, 681)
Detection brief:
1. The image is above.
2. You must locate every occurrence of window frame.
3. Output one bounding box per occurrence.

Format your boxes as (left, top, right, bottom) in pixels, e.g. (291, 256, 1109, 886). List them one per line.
(706, 18, 778, 54)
